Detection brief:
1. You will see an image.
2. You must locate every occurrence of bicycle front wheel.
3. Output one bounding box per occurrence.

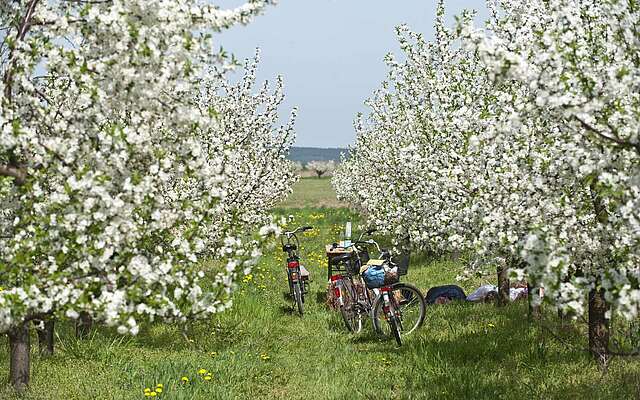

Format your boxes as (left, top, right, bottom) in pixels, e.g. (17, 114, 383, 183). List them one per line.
(372, 283, 426, 338)
(389, 316, 402, 346)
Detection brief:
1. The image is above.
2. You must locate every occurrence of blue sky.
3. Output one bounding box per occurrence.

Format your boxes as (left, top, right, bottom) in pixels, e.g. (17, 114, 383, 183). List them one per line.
(219, 1, 488, 148)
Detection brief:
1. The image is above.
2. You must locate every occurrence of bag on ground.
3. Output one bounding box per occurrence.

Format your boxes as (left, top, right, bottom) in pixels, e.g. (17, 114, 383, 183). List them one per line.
(425, 285, 466, 304)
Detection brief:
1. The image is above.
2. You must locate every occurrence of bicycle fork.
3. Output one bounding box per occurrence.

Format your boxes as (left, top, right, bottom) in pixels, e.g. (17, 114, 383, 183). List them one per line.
(381, 287, 403, 331)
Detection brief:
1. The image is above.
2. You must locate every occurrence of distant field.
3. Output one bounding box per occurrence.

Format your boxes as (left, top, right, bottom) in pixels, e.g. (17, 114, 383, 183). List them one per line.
(288, 147, 346, 164)
(279, 177, 346, 208)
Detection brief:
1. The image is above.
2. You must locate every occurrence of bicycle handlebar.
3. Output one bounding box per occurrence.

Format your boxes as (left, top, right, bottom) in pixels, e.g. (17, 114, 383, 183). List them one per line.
(333, 238, 383, 254)
(281, 226, 314, 251)
(284, 226, 314, 237)
(354, 228, 377, 243)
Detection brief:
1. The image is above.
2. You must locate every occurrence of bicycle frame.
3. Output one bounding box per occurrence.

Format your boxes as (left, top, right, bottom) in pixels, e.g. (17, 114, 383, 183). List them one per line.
(281, 226, 313, 315)
(333, 231, 421, 343)
(282, 231, 302, 289)
(380, 286, 401, 326)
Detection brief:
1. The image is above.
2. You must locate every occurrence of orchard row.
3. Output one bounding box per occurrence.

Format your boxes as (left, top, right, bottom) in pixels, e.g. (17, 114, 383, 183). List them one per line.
(334, 0, 640, 359)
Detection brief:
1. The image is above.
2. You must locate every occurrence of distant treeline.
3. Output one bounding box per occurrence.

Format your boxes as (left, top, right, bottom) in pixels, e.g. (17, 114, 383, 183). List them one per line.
(288, 147, 347, 164)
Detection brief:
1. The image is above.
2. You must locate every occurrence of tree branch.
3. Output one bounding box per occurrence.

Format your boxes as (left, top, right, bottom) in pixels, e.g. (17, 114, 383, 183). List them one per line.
(574, 115, 640, 154)
(0, 164, 27, 185)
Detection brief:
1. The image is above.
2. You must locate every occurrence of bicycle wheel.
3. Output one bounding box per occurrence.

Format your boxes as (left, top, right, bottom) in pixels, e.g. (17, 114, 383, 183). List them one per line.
(293, 281, 304, 316)
(340, 278, 363, 333)
(389, 315, 402, 346)
(372, 283, 426, 338)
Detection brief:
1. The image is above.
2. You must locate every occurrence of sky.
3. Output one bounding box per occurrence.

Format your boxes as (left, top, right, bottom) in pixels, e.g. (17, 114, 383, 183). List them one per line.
(219, 1, 488, 148)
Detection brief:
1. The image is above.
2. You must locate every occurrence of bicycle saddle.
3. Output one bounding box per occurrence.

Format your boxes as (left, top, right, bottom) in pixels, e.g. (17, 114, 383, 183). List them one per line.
(330, 253, 352, 265)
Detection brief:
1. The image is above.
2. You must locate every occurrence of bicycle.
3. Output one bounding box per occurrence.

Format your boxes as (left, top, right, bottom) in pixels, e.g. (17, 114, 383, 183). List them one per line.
(281, 225, 314, 316)
(330, 232, 426, 346)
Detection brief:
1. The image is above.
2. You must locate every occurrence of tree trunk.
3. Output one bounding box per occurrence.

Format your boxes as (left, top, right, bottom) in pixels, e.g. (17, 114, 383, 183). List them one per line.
(588, 286, 610, 365)
(527, 282, 541, 321)
(496, 264, 510, 307)
(35, 319, 54, 356)
(587, 169, 610, 368)
(558, 306, 567, 325)
(75, 312, 93, 339)
(558, 301, 572, 326)
(8, 323, 30, 392)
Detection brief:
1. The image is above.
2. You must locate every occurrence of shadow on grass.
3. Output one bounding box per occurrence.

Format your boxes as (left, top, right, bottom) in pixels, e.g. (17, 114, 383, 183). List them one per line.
(277, 305, 297, 317)
(385, 303, 606, 397)
(315, 290, 328, 305)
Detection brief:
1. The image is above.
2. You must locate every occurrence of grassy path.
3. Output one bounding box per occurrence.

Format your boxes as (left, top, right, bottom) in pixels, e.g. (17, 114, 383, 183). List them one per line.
(279, 177, 345, 208)
(1, 180, 639, 399)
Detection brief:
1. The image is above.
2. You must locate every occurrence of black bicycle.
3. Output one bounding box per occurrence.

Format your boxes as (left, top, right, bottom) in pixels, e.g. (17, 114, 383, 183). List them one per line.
(281, 226, 313, 315)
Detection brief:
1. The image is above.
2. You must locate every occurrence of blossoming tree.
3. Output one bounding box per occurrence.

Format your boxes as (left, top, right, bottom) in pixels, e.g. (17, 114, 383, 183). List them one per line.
(0, 0, 298, 390)
(335, 0, 640, 361)
(306, 160, 336, 178)
(462, 0, 640, 360)
(333, 3, 536, 303)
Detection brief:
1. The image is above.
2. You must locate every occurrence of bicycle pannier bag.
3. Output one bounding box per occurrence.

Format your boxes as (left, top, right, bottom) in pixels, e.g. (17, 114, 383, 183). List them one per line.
(362, 260, 399, 289)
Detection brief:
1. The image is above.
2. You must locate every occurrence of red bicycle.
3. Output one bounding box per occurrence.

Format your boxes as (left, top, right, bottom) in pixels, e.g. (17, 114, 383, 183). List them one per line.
(330, 233, 426, 346)
(281, 226, 313, 315)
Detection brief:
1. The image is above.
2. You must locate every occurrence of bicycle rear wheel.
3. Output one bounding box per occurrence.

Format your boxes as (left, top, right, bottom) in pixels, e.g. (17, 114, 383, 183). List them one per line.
(372, 283, 425, 338)
(293, 281, 304, 316)
(339, 278, 363, 333)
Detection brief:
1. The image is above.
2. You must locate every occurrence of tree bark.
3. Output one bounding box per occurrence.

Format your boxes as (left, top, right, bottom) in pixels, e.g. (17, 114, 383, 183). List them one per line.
(527, 282, 541, 321)
(496, 264, 510, 307)
(35, 319, 54, 356)
(588, 286, 610, 365)
(75, 312, 93, 339)
(587, 182, 610, 365)
(8, 323, 30, 392)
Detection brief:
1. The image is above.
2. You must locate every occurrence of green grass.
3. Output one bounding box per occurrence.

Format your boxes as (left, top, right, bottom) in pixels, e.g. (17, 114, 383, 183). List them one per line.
(1, 203, 640, 398)
(280, 177, 345, 208)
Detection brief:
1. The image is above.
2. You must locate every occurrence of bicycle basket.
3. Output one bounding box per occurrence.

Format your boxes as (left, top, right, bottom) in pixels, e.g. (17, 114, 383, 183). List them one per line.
(341, 248, 369, 276)
(357, 248, 370, 264)
(345, 259, 360, 276)
(392, 250, 410, 276)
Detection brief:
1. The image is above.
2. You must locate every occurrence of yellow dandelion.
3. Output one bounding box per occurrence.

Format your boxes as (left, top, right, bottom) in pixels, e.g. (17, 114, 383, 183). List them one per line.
(144, 388, 151, 393)
(149, 392, 157, 397)
(155, 388, 163, 394)
(181, 376, 189, 384)
(198, 368, 207, 375)
(488, 323, 496, 328)
(156, 384, 163, 389)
